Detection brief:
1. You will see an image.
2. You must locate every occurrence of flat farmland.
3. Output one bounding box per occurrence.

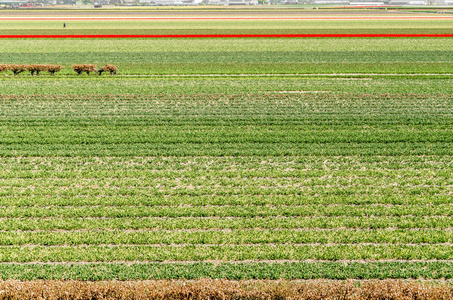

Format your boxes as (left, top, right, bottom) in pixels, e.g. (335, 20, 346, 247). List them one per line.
(0, 93, 452, 280)
(3, 18, 453, 35)
(0, 7, 453, 296)
(3, 38, 453, 75)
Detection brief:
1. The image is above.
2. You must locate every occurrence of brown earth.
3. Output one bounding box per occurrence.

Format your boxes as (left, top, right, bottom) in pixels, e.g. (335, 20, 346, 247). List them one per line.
(0, 279, 452, 299)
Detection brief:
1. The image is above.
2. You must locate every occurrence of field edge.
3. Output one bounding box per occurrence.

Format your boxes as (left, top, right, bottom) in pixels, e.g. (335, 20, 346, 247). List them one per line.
(0, 279, 452, 300)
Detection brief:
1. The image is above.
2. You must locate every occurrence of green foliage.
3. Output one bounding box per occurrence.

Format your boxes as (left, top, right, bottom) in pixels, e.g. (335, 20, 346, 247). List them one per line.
(1, 262, 453, 280)
(0, 93, 450, 275)
(0, 24, 452, 280)
(1, 38, 453, 75)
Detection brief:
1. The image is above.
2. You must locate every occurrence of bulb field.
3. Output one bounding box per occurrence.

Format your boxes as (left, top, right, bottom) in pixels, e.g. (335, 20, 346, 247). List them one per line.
(0, 7, 453, 298)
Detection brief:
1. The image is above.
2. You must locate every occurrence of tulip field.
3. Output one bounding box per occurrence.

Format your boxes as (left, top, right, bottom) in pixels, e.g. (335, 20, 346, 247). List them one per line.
(0, 7, 453, 295)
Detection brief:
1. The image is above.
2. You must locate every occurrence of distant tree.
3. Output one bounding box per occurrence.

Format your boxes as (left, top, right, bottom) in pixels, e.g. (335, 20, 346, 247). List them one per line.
(9, 65, 27, 76)
(46, 65, 64, 76)
(72, 64, 97, 75)
(98, 64, 118, 75)
(27, 64, 48, 76)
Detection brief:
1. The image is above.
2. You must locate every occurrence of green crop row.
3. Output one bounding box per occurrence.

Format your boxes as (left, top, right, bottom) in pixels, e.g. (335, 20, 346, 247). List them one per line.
(0, 154, 450, 170)
(1, 38, 453, 75)
(3, 38, 453, 54)
(1, 205, 453, 218)
(0, 183, 450, 197)
(1, 126, 452, 144)
(0, 93, 451, 126)
(1, 244, 453, 262)
(1, 261, 453, 280)
(1, 164, 449, 179)
(3, 77, 453, 94)
(1, 229, 453, 246)
(0, 170, 450, 188)
(1, 216, 452, 231)
(0, 142, 451, 156)
(4, 62, 453, 76)
(0, 195, 451, 207)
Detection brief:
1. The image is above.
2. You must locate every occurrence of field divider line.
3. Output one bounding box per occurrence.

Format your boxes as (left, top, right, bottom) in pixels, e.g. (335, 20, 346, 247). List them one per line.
(14, 73, 452, 78)
(3, 215, 453, 219)
(1, 227, 451, 233)
(115, 73, 453, 77)
(1, 215, 452, 220)
(1, 204, 449, 208)
(1, 243, 453, 247)
(0, 259, 453, 265)
(1, 184, 451, 189)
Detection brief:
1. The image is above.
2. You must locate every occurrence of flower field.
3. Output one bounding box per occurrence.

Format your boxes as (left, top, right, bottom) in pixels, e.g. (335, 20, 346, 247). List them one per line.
(0, 7, 453, 298)
(0, 92, 451, 282)
(1, 37, 453, 75)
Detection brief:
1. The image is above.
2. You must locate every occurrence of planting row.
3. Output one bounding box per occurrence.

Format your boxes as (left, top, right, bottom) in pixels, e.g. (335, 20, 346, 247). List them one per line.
(0, 195, 451, 206)
(0, 182, 450, 197)
(1, 205, 453, 218)
(1, 262, 453, 280)
(1, 125, 452, 143)
(1, 244, 453, 261)
(0, 142, 452, 156)
(2, 77, 453, 94)
(0, 93, 451, 126)
(2, 262, 453, 280)
(1, 216, 453, 231)
(1, 229, 453, 246)
(0, 64, 117, 76)
(2, 38, 453, 55)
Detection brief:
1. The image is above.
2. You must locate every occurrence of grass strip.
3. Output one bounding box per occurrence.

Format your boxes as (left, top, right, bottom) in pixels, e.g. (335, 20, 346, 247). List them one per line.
(2, 262, 453, 280)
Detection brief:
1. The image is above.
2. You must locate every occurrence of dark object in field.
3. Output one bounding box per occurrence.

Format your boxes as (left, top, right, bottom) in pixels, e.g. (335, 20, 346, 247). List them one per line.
(72, 64, 97, 75)
(46, 64, 64, 76)
(27, 64, 47, 76)
(98, 64, 118, 75)
(8, 64, 27, 76)
(63, 22, 66, 28)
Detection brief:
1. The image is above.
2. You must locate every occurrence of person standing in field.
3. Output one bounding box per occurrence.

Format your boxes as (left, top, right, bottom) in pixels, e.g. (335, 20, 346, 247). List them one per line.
(64, 22, 66, 28)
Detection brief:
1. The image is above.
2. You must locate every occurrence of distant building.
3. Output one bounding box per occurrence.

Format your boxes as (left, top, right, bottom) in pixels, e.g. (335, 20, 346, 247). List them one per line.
(349, 1, 384, 4)
(389, 0, 428, 4)
(311, 0, 348, 3)
(208, 0, 257, 5)
(152, 0, 202, 4)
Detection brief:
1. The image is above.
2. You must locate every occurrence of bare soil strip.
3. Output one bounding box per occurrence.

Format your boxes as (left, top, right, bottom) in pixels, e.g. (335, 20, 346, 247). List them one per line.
(0, 279, 451, 299)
